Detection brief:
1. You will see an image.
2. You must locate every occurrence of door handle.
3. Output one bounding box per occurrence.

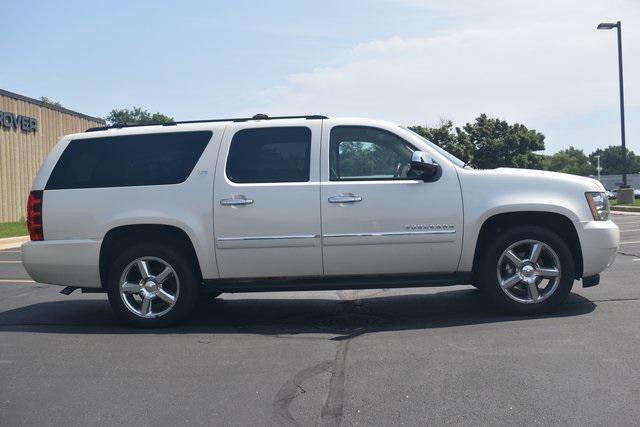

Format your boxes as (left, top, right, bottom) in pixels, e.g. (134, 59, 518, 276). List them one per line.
(328, 195, 362, 203)
(220, 197, 254, 206)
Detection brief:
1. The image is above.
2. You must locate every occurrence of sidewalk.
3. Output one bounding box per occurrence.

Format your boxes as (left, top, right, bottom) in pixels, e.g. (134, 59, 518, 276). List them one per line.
(0, 236, 29, 250)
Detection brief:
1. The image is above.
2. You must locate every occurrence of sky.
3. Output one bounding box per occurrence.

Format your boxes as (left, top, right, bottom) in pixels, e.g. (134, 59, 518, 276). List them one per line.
(2, 0, 639, 154)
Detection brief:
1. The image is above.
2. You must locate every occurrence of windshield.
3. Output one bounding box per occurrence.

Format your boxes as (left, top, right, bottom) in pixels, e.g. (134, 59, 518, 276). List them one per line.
(399, 126, 469, 169)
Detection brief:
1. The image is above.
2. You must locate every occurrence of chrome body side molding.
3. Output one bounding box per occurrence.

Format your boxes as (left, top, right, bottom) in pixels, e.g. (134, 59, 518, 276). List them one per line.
(323, 229, 455, 238)
(216, 234, 320, 249)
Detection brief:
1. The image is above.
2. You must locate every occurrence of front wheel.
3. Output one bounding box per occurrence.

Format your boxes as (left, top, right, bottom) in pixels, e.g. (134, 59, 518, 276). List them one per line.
(106, 243, 200, 327)
(478, 225, 575, 314)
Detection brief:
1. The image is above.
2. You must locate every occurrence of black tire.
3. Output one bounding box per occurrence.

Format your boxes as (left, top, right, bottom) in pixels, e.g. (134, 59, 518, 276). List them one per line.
(106, 242, 200, 327)
(478, 225, 575, 315)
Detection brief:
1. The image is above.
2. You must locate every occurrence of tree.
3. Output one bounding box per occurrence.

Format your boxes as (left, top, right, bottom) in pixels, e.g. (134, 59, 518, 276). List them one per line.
(543, 146, 594, 176)
(410, 114, 545, 169)
(409, 119, 474, 164)
(463, 114, 545, 169)
(40, 96, 63, 108)
(106, 107, 173, 125)
(588, 145, 640, 175)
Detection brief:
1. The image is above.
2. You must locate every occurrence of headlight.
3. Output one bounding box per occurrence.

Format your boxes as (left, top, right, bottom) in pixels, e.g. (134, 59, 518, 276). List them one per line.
(585, 192, 610, 221)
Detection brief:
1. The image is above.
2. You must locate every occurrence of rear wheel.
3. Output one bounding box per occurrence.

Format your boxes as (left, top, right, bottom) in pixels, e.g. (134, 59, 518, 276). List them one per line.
(478, 225, 575, 314)
(106, 243, 200, 327)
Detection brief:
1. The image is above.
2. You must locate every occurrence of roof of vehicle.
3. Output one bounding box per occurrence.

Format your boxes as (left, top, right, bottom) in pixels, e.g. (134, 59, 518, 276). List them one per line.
(85, 114, 328, 133)
(68, 115, 404, 142)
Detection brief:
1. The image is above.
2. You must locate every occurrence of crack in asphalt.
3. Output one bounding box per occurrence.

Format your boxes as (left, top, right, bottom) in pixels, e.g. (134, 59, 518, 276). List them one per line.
(272, 303, 366, 427)
(271, 339, 351, 427)
(320, 340, 349, 427)
(272, 360, 334, 426)
(267, 290, 640, 426)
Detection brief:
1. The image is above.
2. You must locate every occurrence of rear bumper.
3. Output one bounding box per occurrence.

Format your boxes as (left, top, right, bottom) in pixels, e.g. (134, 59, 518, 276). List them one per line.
(21, 240, 102, 288)
(579, 220, 619, 277)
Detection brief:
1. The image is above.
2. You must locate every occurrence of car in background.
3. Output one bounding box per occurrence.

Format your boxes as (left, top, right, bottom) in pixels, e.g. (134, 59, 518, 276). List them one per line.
(608, 189, 640, 200)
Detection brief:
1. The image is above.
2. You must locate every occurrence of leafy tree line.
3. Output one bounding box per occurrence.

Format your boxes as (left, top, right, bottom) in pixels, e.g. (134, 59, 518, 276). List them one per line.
(410, 115, 639, 176)
(106, 107, 635, 176)
(409, 114, 546, 170)
(39, 96, 64, 108)
(105, 107, 173, 126)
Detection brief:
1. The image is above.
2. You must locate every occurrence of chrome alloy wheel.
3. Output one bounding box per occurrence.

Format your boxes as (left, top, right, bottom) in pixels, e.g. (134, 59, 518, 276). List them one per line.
(496, 240, 561, 304)
(119, 257, 180, 318)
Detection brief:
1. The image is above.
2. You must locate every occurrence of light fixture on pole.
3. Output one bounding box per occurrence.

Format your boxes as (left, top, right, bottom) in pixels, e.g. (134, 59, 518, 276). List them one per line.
(597, 21, 628, 188)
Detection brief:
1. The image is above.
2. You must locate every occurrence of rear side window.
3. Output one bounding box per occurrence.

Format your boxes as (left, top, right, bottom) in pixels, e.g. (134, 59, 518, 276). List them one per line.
(226, 127, 311, 183)
(46, 131, 212, 190)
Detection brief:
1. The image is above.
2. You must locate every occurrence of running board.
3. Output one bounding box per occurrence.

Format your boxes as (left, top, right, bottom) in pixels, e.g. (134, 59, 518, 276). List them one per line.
(59, 286, 105, 295)
(204, 272, 472, 293)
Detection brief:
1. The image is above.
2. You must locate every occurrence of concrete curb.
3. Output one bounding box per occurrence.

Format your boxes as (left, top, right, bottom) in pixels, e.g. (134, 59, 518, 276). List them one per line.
(611, 211, 640, 216)
(0, 236, 29, 250)
(612, 206, 640, 213)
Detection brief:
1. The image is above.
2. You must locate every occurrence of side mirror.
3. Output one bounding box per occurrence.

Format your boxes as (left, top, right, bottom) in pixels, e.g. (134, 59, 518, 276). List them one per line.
(410, 151, 441, 181)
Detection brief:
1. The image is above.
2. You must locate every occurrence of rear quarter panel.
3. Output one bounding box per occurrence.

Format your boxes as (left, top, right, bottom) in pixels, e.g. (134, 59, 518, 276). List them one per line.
(40, 125, 223, 280)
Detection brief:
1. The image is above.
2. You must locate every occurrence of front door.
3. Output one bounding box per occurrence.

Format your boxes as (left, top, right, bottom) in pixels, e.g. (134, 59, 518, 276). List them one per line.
(213, 121, 322, 278)
(320, 124, 464, 276)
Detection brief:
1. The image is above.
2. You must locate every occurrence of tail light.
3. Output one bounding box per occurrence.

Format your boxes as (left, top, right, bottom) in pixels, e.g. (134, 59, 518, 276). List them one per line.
(27, 190, 44, 241)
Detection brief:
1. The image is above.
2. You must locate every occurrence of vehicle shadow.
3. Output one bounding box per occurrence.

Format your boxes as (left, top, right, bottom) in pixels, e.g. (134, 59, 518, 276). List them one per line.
(0, 288, 596, 337)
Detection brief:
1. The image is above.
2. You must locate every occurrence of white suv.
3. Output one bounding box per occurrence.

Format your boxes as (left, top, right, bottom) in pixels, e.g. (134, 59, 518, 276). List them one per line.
(22, 115, 619, 327)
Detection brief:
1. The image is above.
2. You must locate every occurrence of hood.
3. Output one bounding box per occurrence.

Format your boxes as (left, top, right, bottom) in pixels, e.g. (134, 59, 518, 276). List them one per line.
(492, 168, 604, 190)
(461, 167, 605, 192)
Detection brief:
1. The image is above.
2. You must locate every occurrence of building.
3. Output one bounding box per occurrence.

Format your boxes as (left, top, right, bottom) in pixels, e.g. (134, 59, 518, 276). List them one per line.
(0, 89, 104, 223)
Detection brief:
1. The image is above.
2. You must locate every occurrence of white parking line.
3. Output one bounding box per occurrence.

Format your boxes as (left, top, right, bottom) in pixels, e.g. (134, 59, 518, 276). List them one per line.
(616, 222, 640, 230)
(0, 279, 34, 283)
(620, 229, 640, 233)
(619, 240, 640, 245)
(0, 261, 21, 263)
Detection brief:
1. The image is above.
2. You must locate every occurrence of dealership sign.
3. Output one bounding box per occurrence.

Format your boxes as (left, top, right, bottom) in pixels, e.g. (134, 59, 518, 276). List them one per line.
(0, 111, 37, 133)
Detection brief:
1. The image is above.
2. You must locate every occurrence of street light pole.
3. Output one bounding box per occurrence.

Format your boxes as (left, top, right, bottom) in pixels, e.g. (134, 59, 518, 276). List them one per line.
(616, 21, 627, 187)
(597, 20, 628, 187)
(595, 155, 601, 182)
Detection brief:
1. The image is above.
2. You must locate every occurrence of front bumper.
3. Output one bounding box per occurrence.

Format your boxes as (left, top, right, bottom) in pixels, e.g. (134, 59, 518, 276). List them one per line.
(22, 239, 102, 288)
(579, 220, 619, 278)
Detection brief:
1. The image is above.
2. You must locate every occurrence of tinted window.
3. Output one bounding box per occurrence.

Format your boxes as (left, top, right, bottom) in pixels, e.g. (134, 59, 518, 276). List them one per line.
(330, 126, 415, 180)
(46, 131, 212, 190)
(226, 127, 311, 183)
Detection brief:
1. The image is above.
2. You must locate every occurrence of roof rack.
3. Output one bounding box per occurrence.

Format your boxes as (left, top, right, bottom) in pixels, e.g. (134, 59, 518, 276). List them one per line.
(85, 114, 328, 132)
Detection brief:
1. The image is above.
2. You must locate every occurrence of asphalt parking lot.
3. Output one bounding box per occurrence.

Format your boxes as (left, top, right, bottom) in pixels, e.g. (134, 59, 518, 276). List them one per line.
(1, 215, 639, 426)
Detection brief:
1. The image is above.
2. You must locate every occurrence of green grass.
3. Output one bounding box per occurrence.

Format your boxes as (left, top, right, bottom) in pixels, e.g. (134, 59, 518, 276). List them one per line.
(611, 199, 640, 207)
(0, 221, 28, 238)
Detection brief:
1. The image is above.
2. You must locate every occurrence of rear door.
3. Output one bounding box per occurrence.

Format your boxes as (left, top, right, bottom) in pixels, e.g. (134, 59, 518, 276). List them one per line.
(213, 120, 323, 278)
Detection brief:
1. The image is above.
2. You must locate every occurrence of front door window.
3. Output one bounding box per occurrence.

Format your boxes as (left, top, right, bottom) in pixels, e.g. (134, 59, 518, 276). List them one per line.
(330, 126, 416, 181)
